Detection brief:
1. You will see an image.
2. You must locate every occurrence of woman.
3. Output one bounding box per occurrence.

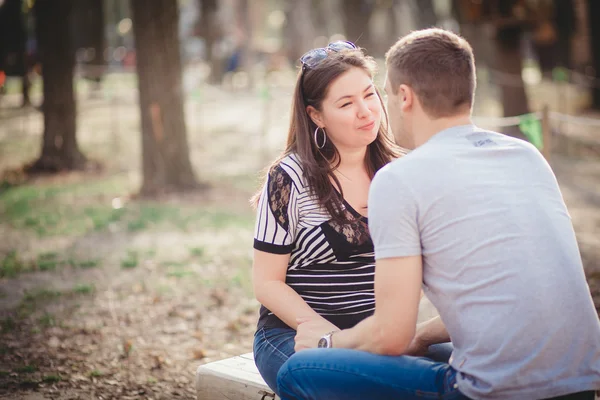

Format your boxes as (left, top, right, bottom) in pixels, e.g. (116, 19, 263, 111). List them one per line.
(252, 42, 442, 394)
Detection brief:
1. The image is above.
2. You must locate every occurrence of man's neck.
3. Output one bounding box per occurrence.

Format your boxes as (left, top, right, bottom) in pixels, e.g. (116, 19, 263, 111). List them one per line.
(414, 113, 473, 148)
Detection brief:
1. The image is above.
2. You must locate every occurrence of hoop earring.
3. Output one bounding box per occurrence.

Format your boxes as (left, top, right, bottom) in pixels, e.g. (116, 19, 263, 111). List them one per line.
(314, 127, 327, 149)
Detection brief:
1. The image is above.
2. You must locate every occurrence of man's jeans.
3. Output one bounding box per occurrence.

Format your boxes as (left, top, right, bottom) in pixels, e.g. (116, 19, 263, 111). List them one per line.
(276, 349, 598, 400)
(277, 348, 467, 400)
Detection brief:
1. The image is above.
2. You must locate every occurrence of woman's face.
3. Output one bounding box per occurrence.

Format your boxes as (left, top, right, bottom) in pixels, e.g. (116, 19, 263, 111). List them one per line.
(309, 67, 382, 152)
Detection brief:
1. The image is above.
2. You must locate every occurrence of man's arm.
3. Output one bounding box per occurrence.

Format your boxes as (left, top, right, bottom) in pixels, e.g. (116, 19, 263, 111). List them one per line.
(295, 166, 424, 354)
(296, 255, 423, 355)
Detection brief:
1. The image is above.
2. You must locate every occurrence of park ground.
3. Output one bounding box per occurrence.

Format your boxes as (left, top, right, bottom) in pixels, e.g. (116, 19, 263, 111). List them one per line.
(0, 69, 599, 399)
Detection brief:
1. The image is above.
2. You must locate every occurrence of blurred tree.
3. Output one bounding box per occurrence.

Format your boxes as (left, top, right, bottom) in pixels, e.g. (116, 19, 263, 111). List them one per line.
(131, 0, 200, 195)
(341, 0, 374, 52)
(235, 0, 254, 87)
(30, 0, 87, 171)
(196, 0, 225, 83)
(589, 0, 600, 109)
(0, 0, 31, 107)
(480, 0, 536, 139)
(453, 0, 535, 138)
(369, 0, 400, 58)
(72, 0, 106, 87)
(553, 0, 576, 69)
(312, 0, 344, 41)
(414, 0, 437, 29)
(452, 0, 493, 66)
(284, 0, 315, 62)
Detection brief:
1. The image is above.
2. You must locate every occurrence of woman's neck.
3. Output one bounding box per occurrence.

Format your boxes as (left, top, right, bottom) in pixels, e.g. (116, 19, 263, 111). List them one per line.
(334, 147, 367, 173)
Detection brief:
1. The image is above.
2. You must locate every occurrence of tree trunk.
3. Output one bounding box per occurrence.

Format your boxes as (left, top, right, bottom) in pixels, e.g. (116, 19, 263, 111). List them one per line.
(236, 0, 254, 88)
(197, 0, 224, 84)
(341, 0, 373, 51)
(489, 0, 531, 138)
(0, 0, 30, 106)
(452, 0, 494, 66)
(72, 0, 106, 84)
(495, 44, 529, 116)
(369, 2, 398, 58)
(29, 0, 86, 172)
(314, 0, 343, 40)
(131, 0, 200, 195)
(284, 0, 316, 63)
(413, 0, 437, 29)
(589, 0, 600, 109)
(553, 0, 576, 69)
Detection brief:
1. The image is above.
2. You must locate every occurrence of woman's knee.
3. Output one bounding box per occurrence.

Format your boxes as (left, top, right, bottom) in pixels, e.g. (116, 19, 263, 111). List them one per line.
(253, 328, 297, 392)
(425, 342, 454, 363)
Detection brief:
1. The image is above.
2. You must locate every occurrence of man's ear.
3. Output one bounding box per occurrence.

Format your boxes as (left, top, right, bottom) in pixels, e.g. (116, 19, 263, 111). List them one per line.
(398, 84, 414, 112)
(306, 105, 324, 128)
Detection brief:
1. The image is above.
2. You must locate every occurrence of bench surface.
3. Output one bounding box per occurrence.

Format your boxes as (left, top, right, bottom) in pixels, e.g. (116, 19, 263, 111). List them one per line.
(196, 352, 278, 400)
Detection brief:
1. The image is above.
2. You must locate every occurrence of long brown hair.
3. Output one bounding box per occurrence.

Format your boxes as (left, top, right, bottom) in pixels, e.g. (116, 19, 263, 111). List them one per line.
(253, 48, 401, 221)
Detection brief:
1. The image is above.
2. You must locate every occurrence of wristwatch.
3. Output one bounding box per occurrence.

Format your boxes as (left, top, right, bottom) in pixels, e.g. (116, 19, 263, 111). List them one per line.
(318, 331, 336, 348)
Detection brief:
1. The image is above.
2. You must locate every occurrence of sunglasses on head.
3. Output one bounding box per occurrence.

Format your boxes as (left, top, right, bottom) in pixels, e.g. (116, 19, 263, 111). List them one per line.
(299, 41, 357, 69)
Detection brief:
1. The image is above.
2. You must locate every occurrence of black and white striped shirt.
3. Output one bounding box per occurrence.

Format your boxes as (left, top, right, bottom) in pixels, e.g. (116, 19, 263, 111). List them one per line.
(254, 153, 375, 330)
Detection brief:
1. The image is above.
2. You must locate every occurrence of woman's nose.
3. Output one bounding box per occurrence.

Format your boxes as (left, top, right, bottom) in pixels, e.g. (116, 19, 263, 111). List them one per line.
(357, 100, 371, 118)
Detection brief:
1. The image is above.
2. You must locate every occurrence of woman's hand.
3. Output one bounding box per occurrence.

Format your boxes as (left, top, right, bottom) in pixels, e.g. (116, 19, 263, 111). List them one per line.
(294, 316, 339, 352)
(403, 332, 429, 357)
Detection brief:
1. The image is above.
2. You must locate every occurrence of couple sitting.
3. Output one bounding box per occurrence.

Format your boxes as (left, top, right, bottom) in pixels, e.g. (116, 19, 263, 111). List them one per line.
(251, 28, 600, 400)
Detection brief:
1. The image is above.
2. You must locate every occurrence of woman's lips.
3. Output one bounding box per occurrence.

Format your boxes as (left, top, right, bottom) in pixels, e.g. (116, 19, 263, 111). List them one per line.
(358, 121, 375, 131)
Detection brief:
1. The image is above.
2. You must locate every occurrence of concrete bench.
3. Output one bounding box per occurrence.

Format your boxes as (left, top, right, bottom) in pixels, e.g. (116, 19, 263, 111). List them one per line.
(196, 297, 440, 399)
(196, 352, 278, 400)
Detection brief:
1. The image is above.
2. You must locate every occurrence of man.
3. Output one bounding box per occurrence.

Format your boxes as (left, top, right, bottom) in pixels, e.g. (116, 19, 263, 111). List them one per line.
(276, 28, 600, 400)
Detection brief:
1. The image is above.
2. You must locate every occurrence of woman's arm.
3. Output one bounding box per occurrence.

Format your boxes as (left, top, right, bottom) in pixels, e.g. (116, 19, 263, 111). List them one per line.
(405, 316, 450, 356)
(252, 249, 338, 332)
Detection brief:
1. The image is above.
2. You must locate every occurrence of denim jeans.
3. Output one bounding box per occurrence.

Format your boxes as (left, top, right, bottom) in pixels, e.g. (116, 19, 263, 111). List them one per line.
(254, 326, 455, 398)
(276, 348, 468, 400)
(276, 349, 598, 400)
(253, 327, 297, 395)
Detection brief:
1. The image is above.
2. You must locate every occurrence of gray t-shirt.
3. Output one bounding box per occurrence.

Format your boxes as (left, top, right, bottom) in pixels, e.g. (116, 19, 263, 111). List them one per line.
(369, 124, 600, 399)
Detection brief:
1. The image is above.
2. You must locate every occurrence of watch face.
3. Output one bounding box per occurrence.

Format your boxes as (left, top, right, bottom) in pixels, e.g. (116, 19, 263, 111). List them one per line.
(317, 337, 327, 348)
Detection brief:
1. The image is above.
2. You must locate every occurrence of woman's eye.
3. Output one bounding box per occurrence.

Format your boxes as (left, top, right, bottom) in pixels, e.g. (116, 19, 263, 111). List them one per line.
(366, 92, 376, 98)
(341, 102, 352, 108)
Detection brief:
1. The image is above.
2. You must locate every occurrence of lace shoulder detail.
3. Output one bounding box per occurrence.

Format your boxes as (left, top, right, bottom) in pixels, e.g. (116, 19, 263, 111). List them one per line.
(268, 165, 294, 232)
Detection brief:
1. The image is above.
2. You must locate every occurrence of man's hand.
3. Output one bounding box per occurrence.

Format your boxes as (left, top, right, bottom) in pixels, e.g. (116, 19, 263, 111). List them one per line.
(294, 316, 339, 352)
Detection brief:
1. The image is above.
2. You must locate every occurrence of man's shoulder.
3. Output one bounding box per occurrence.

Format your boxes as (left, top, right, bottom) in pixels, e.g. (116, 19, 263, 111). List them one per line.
(371, 157, 421, 200)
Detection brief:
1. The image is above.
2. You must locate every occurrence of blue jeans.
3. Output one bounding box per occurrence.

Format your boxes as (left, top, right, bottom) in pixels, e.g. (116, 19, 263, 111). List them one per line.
(254, 326, 455, 398)
(253, 327, 297, 395)
(276, 348, 468, 400)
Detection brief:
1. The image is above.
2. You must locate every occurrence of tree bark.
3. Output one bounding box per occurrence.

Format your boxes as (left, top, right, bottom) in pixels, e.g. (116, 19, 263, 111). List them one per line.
(341, 0, 374, 51)
(488, 0, 532, 138)
(284, 0, 316, 63)
(197, 0, 225, 84)
(72, 0, 106, 83)
(413, 0, 437, 29)
(0, 0, 31, 106)
(29, 0, 86, 172)
(588, 0, 600, 109)
(131, 0, 200, 195)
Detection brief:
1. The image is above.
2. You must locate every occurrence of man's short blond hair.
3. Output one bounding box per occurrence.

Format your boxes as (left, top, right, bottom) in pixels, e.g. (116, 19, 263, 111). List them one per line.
(386, 28, 476, 118)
